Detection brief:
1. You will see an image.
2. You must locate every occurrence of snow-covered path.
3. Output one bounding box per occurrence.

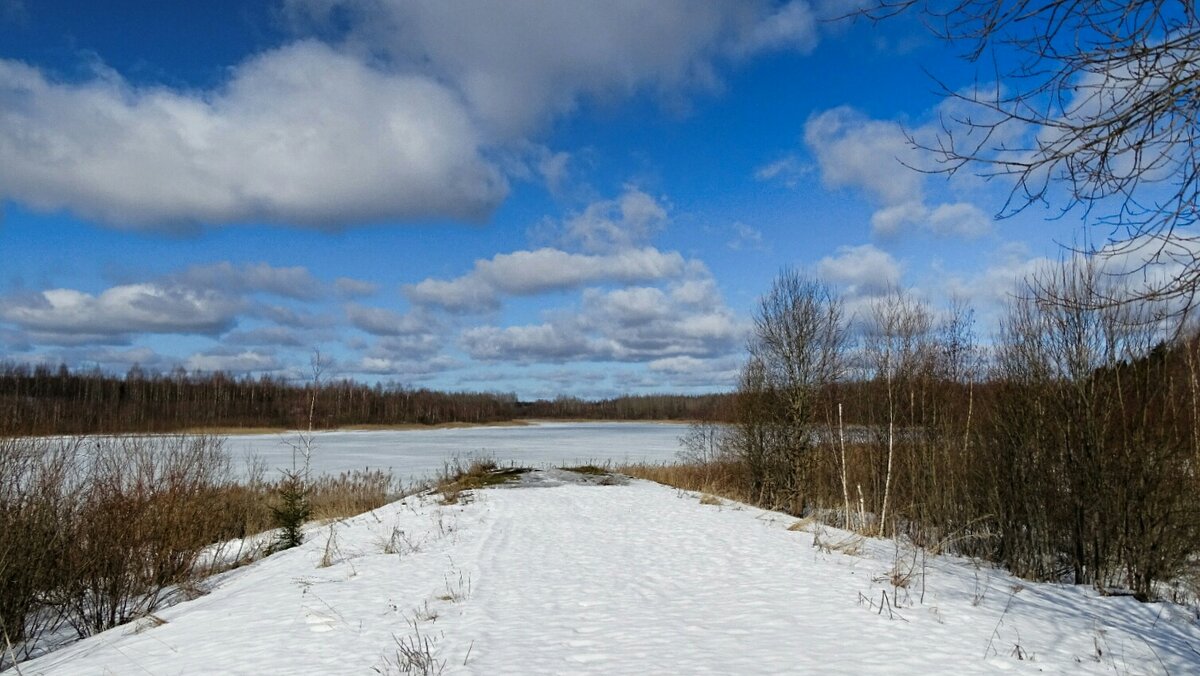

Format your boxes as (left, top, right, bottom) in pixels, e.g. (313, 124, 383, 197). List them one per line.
(19, 474, 1200, 675)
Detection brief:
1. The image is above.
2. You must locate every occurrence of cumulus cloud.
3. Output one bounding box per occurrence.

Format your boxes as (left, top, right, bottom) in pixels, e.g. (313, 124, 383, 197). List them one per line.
(346, 304, 430, 337)
(817, 244, 903, 298)
(334, 277, 380, 299)
(286, 0, 822, 137)
(185, 350, 280, 373)
(556, 187, 670, 253)
(460, 268, 745, 366)
(461, 323, 597, 363)
(804, 106, 993, 239)
(0, 42, 505, 229)
(223, 326, 309, 348)
(538, 151, 572, 194)
(645, 355, 742, 388)
(871, 201, 992, 238)
(175, 262, 323, 300)
(11, 346, 171, 372)
(351, 354, 458, 378)
(0, 3, 837, 230)
(254, 304, 333, 329)
(78, 347, 169, 371)
(805, 106, 922, 205)
(0, 262, 346, 353)
(406, 247, 686, 313)
(0, 283, 240, 340)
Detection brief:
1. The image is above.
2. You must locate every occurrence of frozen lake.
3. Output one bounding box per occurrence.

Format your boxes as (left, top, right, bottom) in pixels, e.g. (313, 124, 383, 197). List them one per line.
(221, 421, 688, 485)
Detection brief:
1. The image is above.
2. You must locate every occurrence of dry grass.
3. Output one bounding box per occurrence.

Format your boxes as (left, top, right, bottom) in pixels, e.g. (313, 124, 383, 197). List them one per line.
(788, 517, 817, 532)
(308, 469, 398, 521)
(559, 464, 610, 476)
(0, 435, 405, 669)
(177, 426, 290, 435)
(617, 460, 749, 504)
(812, 527, 865, 556)
(435, 458, 529, 505)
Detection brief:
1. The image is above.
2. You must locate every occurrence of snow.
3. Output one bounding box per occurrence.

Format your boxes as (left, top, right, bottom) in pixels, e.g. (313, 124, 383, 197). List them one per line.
(222, 422, 686, 484)
(17, 473, 1200, 675)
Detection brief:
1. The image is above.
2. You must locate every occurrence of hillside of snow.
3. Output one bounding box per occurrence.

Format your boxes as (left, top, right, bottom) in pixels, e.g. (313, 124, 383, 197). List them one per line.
(18, 470, 1200, 675)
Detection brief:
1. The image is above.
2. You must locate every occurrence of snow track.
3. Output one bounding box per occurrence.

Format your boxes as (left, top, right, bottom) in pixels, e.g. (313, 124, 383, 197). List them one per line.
(19, 474, 1200, 675)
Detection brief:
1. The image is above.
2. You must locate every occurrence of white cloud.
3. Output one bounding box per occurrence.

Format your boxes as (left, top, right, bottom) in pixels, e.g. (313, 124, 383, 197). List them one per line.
(461, 267, 745, 365)
(334, 277, 380, 299)
(346, 304, 429, 337)
(644, 355, 742, 388)
(805, 106, 921, 205)
(817, 244, 903, 297)
(556, 187, 670, 253)
(727, 222, 766, 251)
(461, 323, 597, 363)
(255, 304, 332, 329)
(753, 155, 809, 188)
(3, 3, 835, 230)
(351, 354, 458, 378)
(869, 201, 929, 237)
(538, 151, 571, 194)
(17, 346, 171, 372)
(927, 202, 992, 238)
(0, 42, 505, 229)
(406, 247, 686, 313)
(736, 1, 818, 54)
(224, 326, 308, 348)
(175, 262, 323, 300)
(871, 201, 991, 238)
(0, 283, 239, 338)
(185, 350, 280, 373)
(804, 106, 994, 239)
(286, 1, 822, 138)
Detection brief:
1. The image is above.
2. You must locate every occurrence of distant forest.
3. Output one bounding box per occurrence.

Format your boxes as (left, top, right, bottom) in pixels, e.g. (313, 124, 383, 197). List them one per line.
(0, 362, 735, 435)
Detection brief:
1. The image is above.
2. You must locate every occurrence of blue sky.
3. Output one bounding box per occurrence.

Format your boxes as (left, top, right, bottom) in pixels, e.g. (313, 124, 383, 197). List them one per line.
(0, 0, 1089, 398)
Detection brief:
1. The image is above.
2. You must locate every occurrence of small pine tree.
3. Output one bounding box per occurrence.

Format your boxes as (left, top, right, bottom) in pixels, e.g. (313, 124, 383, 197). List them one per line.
(271, 471, 310, 551)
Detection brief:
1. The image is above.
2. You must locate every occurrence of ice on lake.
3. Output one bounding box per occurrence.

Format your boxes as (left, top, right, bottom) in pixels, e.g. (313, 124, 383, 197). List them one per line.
(222, 421, 687, 485)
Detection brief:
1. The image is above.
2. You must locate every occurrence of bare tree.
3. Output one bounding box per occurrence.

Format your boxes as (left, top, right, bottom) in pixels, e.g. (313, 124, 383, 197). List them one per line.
(863, 288, 935, 535)
(735, 269, 849, 513)
(865, 1, 1200, 306)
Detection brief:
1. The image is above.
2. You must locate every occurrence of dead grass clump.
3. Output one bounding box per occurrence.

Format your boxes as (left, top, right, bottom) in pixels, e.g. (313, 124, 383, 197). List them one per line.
(788, 517, 816, 532)
(436, 458, 527, 504)
(812, 527, 864, 557)
(559, 464, 609, 476)
(618, 460, 749, 504)
(308, 469, 397, 521)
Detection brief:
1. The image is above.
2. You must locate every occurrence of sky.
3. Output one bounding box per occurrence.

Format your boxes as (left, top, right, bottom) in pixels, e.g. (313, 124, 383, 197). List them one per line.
(0, 0, 1098, 398)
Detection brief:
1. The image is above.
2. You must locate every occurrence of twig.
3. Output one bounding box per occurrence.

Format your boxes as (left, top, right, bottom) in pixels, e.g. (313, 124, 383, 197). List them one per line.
(2, 620, 26, 676)
(984, 586, 1021, 659)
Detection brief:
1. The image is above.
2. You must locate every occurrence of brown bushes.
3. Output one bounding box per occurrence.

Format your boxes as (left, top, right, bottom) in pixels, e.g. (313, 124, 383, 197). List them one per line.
(0, 434, 400, 667)
(642, 262, 1200, 604)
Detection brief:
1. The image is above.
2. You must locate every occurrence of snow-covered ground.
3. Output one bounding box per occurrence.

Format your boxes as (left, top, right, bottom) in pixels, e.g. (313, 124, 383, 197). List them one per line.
(18, 472, 1200, 675)
(223, 421, 686, 484)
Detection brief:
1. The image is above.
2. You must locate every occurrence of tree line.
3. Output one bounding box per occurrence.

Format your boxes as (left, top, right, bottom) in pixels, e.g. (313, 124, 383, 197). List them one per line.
(0, 364, 734, 436)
